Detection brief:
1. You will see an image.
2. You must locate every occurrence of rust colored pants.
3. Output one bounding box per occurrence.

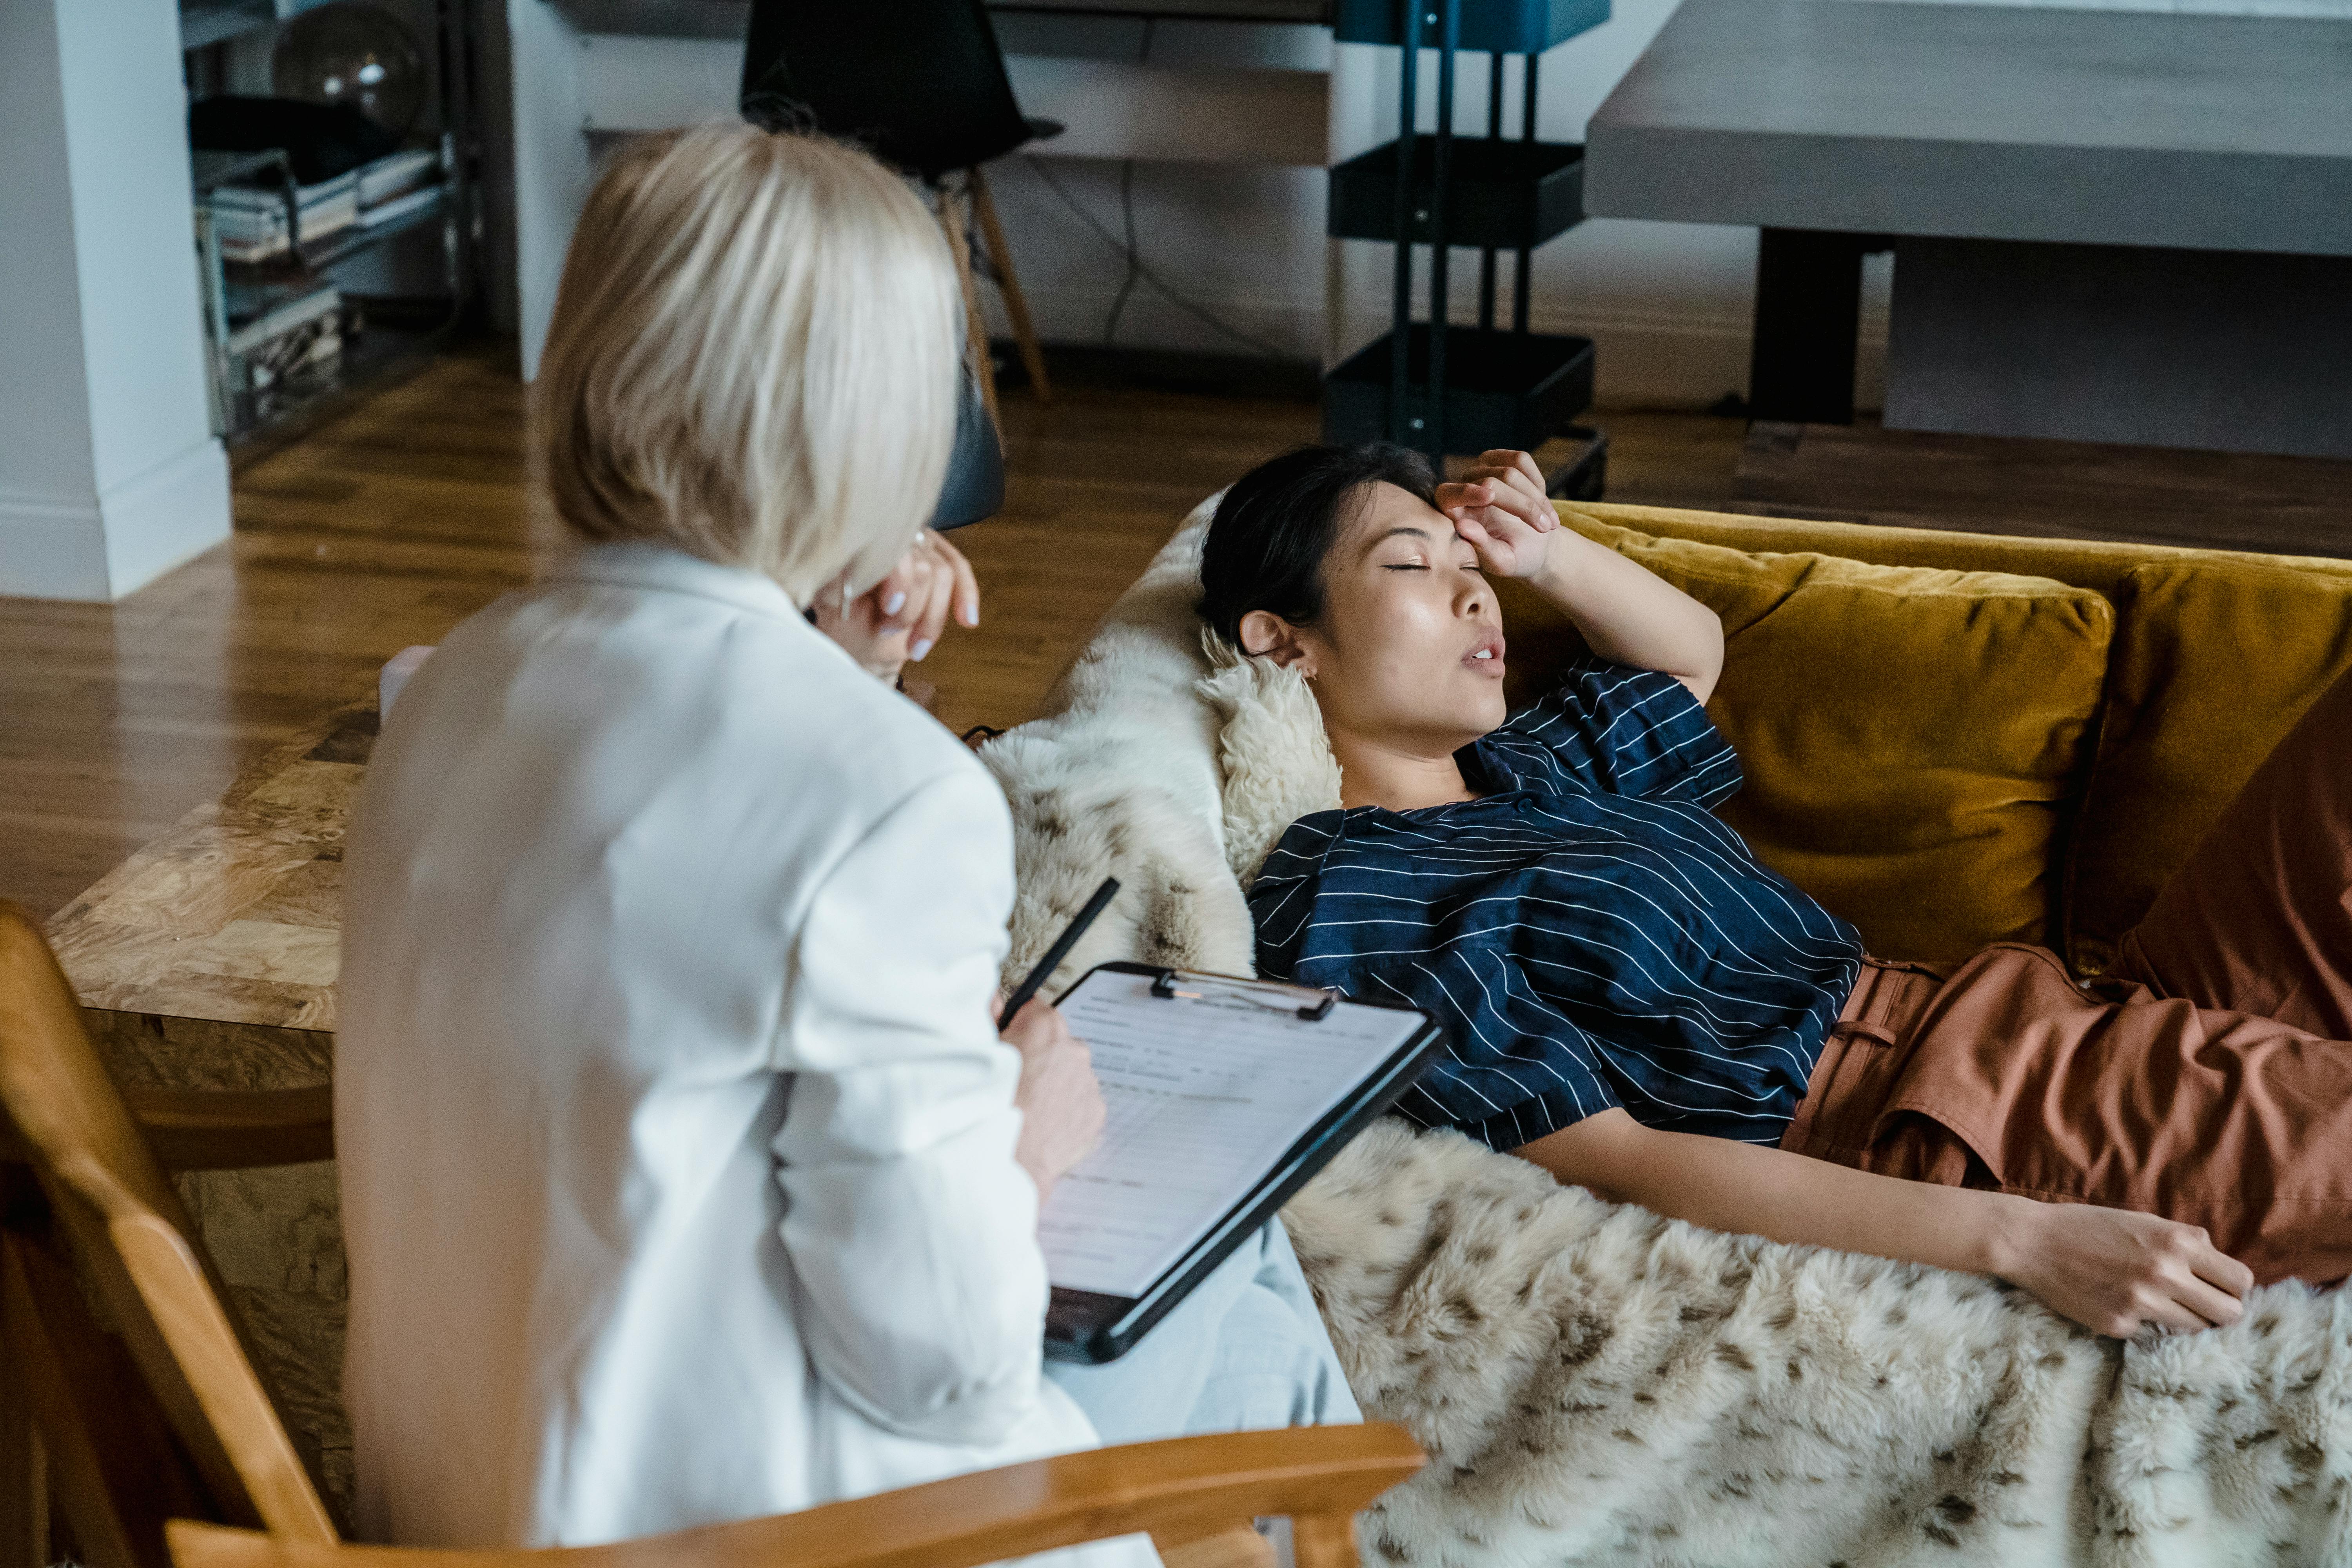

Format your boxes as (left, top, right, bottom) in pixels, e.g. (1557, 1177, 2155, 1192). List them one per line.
(1782, 663, 2352, 1285)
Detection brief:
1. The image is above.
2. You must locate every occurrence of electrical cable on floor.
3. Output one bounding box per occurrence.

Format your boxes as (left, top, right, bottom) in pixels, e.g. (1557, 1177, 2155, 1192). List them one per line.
(1020, 156, 1293, 361)
(1023, 14, 1290, 363)
(1102, 21, 1152, 347)
(1104, 158, 1142, 346)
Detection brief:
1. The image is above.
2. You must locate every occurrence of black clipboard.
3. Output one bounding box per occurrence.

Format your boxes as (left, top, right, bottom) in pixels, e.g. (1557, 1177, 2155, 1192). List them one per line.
(1042, 962, 1446, 1364)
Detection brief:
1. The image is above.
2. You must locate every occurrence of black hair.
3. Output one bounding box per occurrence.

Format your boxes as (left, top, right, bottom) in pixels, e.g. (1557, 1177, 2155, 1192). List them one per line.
(1197, 443, 1437, 653)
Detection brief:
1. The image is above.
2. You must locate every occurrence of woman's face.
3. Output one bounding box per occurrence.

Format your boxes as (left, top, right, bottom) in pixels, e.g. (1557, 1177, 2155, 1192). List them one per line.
(1247, 481, 1509, 753)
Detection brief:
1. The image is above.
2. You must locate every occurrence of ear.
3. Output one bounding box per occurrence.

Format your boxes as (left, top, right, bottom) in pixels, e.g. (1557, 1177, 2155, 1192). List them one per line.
(1237, 610, 1318, 677)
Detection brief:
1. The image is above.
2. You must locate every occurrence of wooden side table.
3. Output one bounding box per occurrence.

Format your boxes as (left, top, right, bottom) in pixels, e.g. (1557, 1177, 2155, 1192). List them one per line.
(45, 702, 375, 1523)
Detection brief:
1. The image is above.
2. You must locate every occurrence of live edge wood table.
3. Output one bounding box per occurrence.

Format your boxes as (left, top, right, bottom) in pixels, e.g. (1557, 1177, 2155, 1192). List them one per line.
(44, 702, 378, 1523)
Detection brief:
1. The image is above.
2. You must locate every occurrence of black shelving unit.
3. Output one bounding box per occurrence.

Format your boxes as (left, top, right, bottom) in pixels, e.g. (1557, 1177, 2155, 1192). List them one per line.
(180, 0, 481, 459)
(1323, 0, 1610, 497)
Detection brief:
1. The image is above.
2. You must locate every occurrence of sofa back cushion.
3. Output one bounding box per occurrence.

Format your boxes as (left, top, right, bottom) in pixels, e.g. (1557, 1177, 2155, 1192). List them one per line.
(2065, 558, 2352, 975)
(1569, 503, 2352, 974)
(1495, 513, 2114, 964)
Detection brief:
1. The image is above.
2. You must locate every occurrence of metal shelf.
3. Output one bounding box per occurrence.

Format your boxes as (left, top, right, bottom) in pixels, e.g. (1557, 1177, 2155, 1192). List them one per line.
(180, 0, 274, 50)
(1328, 138, 1585, 251)
(180, 0, 354, 48)
(1332, 0, 1608, 54)
(221, 185, 448, 283)
(1324, 324, 1594, 453)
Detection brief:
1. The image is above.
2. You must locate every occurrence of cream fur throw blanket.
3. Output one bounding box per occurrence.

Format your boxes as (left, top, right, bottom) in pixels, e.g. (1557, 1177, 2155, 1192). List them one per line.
(979, 507, 2352, 1567)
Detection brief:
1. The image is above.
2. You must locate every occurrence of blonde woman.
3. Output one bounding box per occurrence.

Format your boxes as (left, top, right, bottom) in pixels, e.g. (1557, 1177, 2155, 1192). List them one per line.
(337, 125, 1351, 1552)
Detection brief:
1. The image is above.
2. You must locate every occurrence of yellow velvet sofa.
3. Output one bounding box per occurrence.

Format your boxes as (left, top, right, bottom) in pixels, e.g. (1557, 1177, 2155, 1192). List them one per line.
(1493, 503, 2352, 971)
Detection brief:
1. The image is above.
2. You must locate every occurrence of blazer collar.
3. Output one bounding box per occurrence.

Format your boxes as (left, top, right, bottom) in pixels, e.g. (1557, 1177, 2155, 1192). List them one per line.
(547, 542, 803, 622)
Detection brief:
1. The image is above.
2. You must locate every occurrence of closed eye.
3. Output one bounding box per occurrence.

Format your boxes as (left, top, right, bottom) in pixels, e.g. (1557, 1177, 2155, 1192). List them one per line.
(1381, 561, 1428, 572)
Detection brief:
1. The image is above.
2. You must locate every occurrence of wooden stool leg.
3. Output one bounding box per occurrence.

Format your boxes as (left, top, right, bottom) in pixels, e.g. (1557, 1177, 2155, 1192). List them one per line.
(968, 167, 1052, 404)
(938, 179, 1001, 429)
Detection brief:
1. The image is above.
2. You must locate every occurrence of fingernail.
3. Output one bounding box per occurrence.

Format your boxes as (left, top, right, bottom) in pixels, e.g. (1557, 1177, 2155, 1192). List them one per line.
(911, 639, 933, 661)
(961, 596, 980, 626)
(884, 591, 907, 616)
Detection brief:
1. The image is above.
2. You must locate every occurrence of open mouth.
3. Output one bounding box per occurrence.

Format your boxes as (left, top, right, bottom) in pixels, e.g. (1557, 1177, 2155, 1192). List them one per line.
(1466, 632, 1506, 670)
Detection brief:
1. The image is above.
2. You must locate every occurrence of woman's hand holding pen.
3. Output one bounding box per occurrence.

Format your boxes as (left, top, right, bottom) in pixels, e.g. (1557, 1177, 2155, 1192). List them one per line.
(812, 527, 982, 681)
(1000, 997, 1105, 1207)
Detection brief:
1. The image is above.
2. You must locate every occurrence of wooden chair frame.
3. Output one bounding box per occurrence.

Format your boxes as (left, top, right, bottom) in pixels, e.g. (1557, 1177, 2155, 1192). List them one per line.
(0, 902, 1422, 1568)
(169, 1423, 1423, 1568)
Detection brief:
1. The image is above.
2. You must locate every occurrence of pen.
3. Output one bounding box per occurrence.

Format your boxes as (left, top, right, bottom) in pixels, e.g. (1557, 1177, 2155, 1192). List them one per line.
(998, 876, 1120, 1030)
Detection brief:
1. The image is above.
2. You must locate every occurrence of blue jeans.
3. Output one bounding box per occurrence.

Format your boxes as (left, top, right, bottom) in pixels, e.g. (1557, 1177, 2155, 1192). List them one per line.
(1044, 1218, 1361, 1445)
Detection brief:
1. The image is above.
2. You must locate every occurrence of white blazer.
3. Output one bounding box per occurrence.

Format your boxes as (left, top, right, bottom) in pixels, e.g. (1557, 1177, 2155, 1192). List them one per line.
(338, 542, 1151, 1561)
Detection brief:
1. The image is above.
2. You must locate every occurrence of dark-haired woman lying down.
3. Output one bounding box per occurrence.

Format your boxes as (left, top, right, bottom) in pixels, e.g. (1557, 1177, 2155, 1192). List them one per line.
(1198, 443, 2352, 1339)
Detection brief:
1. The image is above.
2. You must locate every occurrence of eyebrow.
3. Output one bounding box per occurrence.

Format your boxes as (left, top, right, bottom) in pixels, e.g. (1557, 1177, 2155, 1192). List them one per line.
(1362, 525, 1434, 554)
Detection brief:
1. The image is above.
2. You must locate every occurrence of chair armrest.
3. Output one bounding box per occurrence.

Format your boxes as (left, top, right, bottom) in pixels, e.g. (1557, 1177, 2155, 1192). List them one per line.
(168, 1423, 1425, 1568)
(122, 1086, 334, 1172)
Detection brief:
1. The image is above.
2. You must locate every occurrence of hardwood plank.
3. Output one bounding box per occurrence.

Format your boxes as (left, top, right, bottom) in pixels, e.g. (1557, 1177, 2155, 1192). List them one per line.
(0, 342, 1756, 919)
(1730, 419, 2352, 558)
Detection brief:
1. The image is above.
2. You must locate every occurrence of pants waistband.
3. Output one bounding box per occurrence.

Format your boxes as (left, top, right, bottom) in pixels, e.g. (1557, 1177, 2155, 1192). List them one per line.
(1780, 958, 1946, 1161)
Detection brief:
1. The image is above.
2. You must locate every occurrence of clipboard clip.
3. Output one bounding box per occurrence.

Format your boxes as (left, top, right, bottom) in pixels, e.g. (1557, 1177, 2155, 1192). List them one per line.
(1148, 969, 1338, 1022)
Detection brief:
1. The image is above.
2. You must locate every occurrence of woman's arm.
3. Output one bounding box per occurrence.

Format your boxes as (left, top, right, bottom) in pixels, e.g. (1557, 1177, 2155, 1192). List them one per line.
(775, 769, 1051, 1446)
(1437, 450, 1724, 704)
(1517, 1108, 2255, 1338)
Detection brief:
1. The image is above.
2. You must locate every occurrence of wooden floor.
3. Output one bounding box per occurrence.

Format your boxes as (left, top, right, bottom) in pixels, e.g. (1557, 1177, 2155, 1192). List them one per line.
(1731, 419, 2352, 559)
(0, 344, 1750, 921)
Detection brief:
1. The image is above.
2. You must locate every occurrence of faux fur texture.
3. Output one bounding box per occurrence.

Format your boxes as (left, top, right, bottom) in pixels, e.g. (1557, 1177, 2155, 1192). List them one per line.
(982, 513, 2352, 1566)
(978, 503, 1256, 995)
(1194, 637, 1344, 887)
(1295, 1123, 2352, 1568)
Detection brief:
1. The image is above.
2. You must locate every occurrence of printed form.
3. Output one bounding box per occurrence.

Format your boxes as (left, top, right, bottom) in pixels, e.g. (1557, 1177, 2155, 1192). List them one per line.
(1039, 967, 1426, 1296)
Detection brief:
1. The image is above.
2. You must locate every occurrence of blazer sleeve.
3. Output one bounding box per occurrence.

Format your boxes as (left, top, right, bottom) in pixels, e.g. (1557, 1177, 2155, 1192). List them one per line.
(771, 763, 1046, 1446)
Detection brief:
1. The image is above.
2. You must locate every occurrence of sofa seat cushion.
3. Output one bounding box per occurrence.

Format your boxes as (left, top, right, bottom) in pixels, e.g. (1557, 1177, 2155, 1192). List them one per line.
(1494, 512, 2114, 964)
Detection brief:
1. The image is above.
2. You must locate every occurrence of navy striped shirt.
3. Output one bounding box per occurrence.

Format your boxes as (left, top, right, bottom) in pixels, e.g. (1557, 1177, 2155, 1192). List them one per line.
(1249, 659, 1864, 1152)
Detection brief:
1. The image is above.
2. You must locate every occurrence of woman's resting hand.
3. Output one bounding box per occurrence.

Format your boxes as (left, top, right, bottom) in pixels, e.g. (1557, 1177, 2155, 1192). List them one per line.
(1002, 998, 1106, 1205)
(812, 528, 981, 681)
(1990, 1201, 2253, 1338)
(1518, 1108, 2253, 1338)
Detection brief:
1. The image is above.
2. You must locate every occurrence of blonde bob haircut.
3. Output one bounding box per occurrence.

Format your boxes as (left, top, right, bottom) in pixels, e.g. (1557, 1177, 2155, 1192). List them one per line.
(536, 122, 963, 604)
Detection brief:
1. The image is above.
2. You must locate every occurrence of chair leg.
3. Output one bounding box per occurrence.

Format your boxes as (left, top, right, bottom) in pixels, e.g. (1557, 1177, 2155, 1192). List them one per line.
(937, 180, 1001, 429)
(0, 1318, 47, 1568)
(1290, 1512, 1359, 1568)
(968, 167, 1051, 404)
(1154, 1523, 1274, 1568)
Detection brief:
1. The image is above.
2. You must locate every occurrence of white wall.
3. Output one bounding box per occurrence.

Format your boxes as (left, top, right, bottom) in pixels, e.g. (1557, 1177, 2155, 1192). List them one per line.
(0, 0, 230, 601)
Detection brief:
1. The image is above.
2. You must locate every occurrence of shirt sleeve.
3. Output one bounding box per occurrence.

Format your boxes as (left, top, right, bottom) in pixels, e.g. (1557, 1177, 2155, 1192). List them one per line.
(1351, 944, 1623, 1152)
(1479, 657, 1742, 806)
(771, 765, 1047, 1446)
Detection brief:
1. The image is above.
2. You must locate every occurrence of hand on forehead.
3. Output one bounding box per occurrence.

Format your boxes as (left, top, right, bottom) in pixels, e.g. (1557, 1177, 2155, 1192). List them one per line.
(1434, 450, 1561, 582)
